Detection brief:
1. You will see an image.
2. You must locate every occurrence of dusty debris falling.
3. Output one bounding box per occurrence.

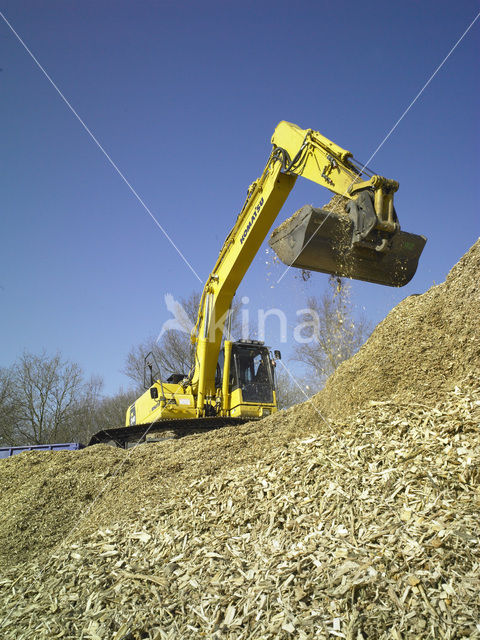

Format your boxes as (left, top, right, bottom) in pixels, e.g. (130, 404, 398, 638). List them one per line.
(0, 239, 479, 639)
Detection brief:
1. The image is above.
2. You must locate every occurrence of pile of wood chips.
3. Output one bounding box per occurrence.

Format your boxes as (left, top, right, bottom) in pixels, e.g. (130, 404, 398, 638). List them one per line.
(0, 239, 479, 639)
(269, 194, 349, 238)
(1, 381, 479, 639)
(314, 238, 480, 418)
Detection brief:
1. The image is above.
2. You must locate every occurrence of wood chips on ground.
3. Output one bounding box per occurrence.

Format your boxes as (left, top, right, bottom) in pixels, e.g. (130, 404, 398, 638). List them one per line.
(0, 239, 479, 639)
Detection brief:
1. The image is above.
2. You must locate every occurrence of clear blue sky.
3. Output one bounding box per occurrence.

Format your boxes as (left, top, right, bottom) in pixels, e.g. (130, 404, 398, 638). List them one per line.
(1, 0, 479, 395)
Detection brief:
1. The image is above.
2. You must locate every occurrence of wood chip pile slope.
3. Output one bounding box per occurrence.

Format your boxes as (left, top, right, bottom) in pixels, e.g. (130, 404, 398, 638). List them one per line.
(0, 239, 479, 639)
(314, 238, 480, 418)
(1, 382, 479, 639)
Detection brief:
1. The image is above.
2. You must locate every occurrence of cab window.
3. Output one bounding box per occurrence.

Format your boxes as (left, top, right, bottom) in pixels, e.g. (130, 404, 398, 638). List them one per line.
(231, 346, 273, 403)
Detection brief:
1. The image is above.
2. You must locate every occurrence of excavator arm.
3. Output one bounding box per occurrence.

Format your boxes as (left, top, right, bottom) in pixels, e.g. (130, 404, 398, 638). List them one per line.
(270, 121, 400, 240)
(189, 121, 426, 413)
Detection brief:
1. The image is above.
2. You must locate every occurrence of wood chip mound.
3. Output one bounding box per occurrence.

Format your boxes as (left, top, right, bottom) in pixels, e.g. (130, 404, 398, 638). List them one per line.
(0, 239, 479, 639)
(320, 194, 349, 216)
(1, 381, 479, 639)
(314, 237, 480, 419)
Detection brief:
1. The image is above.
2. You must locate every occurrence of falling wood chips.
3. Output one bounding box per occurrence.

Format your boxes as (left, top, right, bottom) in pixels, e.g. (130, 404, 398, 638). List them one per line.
(0, 240, 479, 639)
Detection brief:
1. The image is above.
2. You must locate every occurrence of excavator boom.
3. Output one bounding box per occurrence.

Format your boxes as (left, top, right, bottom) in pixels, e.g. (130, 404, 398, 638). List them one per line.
(189, 120, 426, 406)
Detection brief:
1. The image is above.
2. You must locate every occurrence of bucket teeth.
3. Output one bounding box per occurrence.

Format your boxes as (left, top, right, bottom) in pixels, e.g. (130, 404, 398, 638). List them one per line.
(269, 205, 426, 287)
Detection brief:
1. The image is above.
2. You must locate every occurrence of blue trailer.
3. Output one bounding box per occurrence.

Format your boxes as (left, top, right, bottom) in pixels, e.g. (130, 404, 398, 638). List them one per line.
(0, 442, 85, 459)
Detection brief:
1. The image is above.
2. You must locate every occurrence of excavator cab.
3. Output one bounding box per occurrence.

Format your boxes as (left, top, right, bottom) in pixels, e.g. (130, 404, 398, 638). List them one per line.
(269, 190, 426, 287)
(220, 340, 277, 418)
(230, 341, 274, 404)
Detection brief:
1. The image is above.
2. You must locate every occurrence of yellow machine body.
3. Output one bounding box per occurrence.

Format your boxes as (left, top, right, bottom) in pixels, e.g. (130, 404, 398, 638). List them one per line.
(127, 340, 278, 427)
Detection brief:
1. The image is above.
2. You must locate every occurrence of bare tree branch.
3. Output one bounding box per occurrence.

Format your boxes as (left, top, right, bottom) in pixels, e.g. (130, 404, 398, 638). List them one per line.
(292, 277, 372, 388)
(5, 352, 104, 444)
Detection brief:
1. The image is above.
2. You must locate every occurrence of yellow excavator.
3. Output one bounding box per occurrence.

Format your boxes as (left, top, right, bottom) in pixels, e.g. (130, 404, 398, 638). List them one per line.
(90, 121, 426, 447)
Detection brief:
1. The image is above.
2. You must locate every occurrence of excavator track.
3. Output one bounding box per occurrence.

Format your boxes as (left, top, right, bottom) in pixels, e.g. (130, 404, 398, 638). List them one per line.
(88, 417, 255, 449)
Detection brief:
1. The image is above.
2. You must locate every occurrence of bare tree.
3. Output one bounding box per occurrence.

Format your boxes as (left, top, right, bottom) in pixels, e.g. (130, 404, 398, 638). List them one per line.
(273, 364, 310, 410)
(123, 292, 200, 388)
(6, 352, 103, 445)
(0, 367, 17, 445)
(82, 388, 139, 435)
(292, 276, 371, 387)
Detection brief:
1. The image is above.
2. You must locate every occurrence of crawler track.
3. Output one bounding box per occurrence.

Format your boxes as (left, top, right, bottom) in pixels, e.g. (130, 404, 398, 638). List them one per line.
(88, 417, 255, 448)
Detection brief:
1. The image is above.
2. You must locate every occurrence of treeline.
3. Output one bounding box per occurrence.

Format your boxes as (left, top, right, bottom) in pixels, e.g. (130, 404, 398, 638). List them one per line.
(0, 352, 138, 446)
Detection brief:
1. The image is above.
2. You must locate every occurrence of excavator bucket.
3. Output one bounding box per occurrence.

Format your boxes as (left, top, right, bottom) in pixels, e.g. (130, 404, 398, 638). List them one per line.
(269, 205, 427, 287)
